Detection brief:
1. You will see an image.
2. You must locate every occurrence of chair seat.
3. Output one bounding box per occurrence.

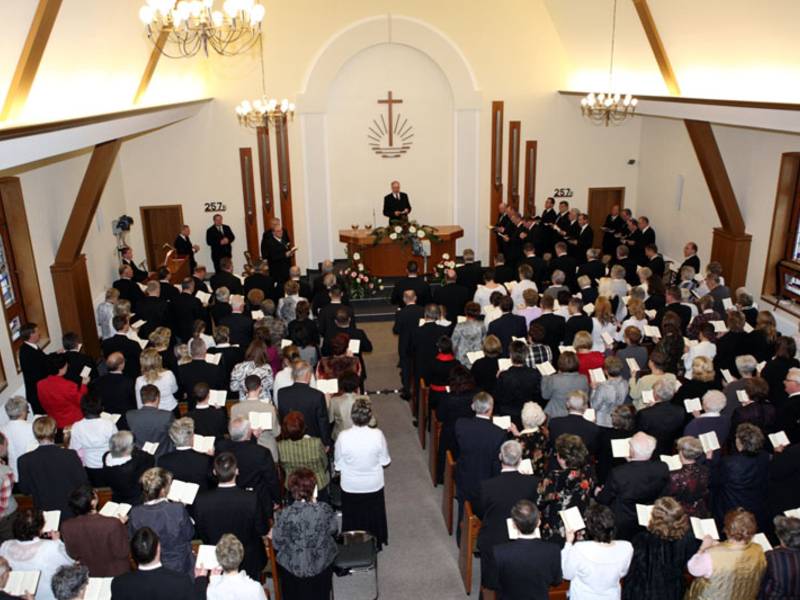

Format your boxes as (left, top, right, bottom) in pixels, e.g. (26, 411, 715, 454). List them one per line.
(334, 541, 376, 570)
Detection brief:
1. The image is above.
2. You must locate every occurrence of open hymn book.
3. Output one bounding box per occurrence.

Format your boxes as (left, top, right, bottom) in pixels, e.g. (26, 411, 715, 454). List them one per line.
(249, 411, 273, 430)
(196, 545, 221, 571)
(698, 431, 721, 453)
(167, 480, 199, 505)
(506, 518, 540, 540)
(690, 517, 720, 540)
(559, 506, 585, 532)
(99, 501, 132, 518)
(84, 578, 112, 600)
(4, 571, 40, 596)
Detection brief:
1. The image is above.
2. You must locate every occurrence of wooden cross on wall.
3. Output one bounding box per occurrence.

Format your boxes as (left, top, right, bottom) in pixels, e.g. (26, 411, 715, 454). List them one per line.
(378, 91, 403, 147)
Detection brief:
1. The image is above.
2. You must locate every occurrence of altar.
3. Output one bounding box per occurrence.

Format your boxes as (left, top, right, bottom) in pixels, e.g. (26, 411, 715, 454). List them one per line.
(339, 225, 464, 277)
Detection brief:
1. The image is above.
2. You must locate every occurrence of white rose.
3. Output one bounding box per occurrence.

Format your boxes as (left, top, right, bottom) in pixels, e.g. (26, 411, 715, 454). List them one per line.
(352, 252, 361, 261)
(417, 229, 426, 238)
(358, 264, 364, 271)
(447, 261, 456, 268)
(389, 232, 398, 240)
(442, 253, 450, 260)
(408, 226, 417, 234)
(394, 226, 402, 233)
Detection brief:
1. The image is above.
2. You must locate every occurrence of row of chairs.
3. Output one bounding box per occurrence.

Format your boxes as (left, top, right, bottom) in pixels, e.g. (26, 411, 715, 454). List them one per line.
(411, 379, 570, 599)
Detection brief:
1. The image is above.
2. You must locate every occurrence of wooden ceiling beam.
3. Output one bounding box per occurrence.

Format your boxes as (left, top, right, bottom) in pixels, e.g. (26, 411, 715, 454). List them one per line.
(133, 29, 170, 105)
(631, 0, 680, 96)
(0, 0, 63, 121)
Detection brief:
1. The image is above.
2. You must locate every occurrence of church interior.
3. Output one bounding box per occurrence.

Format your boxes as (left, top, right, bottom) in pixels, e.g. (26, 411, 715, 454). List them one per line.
(0, 0, 800, 599)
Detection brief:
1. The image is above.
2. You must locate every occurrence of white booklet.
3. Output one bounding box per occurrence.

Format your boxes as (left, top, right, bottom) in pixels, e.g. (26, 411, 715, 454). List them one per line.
(280, 339, 292, 349)
(137, 282, 148, 292)
(205, 353, 222, 365)
(699, 431, 721, 453)
(711, 320, 728, 333)
(466, 351, 484, 364)
(84, 577, 112, 600)
(583, 303, 595, 316)
(251, 310, 264, 320)
(506, 518, 540, 540)
(249, 411, 273, 431)
(636, 504, 653, 527)
(690, 517, 720, 540)
(4, 571, 40, 596)
(193, 435, 215, 454)
(80, 366, 92, 379)
(208, 390, 227, 407)
(558, 345, 575, 354)
(736, 390, 750, 404)
(644, 309, 657, 321)
(315, 379, 339, 395)
(583, 408, 596, 422)
(722, 298, 734, 311)
(721, 369, 735, 384)
(517, 458, 534, 475)
(660, 454, 682, 471)
(511, 336, 527, 344)
(196, 545, 221, 571)
(641, 389, 655, 405)
(743, 322, 754, 333)
(611, 438, 631, 458)
(559, 506, 586, 532)
(683, 398, 702, 413)
(684, 337, 698, 348)
(643, 325, 661, 339)
(131, 320, 146, 330)
(536, 362, 556, 376)
(756, 361, 766, 374)
(784, 508, 800, 519)
(99, 501, 132, 519)
(167, 480, 200, 505)
(348, 339, 361, 354)
(752, 533, 773, 552)
(769, 431, 791, 448)
(142, 442, 159, 455)
(589, 368, 606, 384)
(498, 358, 512, 372)
(100, 412, 121, 424)
(136, 338, 148, 350)
(492, 416, 511, 430)
(626, 357, 640, 374)
(42, 510, 60, 533)
(195, 290, 211, 306)
(418, 318, 426, 327)
(457, 315, 467, 323)
(602, 332, 615, 346)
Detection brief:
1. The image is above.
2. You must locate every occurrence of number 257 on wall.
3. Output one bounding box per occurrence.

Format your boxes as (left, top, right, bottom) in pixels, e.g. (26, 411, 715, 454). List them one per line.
(204, 202, 227, 212)
(553, 188, 573, 198)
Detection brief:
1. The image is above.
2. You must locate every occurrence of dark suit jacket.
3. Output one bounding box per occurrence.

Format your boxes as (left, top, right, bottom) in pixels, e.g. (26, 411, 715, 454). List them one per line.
(476, 470, 541, 589)
(680, 255, 701, 275)
(494, 367, 543, 427)
(597, 460, 671, 540)
(91, 373, 137, 423)
(577, 259, 605, 285)
(169, 292, 207, 342)
(487, 313, 527, 355)
(548, 414, 601, 456)
(101, 448, 154, 505)
(209, 271, 244, 295)
(532, 313, 565, 357)
(393, 304, 425, 359)
(111, 567, 195, 600)
(244, 272, 278, 302)
(317, 302, 356, 340)
(383, 192, 411, 219)
(768, 443, 800, 517)
(390, 276, 431, 306)
(456, 262, 483, 294)
(648, 254, 666, 277)
(617, 257, 641, 286)
(18, 445, 88, 517)
(205, 224, 235, 261)
(636, 402, 686, 455)
(657, 302, 692, 333)
(563, 314, 593, 345)
(494, 539, 562, 600)
(433, 283, 471, 323)
(277, 383, 331, 447)
(173, 234, 196, 271)
(159, 281, 180, 304)
(157, 448, 214, 492)
(578, 286, 598, 305)
(19, 343, 48, 414)
(214, 438, 280, 518)
(454, 417, 508, 504)
(135, 297, 170, 340)
(122, 258, 149, 283)
(176, 360, 225, 408)
(261, 231, 292, 283)
(207, 344, 244, 381)
(410, 322, 450, 383)
(521, 255, 547, 288)
(186, 406, 228, 439)
(126, 407, 174, 458)
(64, 350, 97, 386)
(101, 334, 142, 380)
(113, 277, 145, 309)
(194, 485, 268, 580)
(219, 312, 253, 348)
(576, 225, 593, 258)
(549, 254, 578, 291)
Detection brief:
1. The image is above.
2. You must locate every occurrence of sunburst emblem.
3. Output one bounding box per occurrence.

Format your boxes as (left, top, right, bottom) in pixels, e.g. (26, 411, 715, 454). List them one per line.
(369, 91, 414, 159)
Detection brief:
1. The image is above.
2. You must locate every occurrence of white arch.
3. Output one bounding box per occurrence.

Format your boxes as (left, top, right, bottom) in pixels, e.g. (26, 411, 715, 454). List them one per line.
(296, 14, 482, 265)
(297, 14, 481, 113)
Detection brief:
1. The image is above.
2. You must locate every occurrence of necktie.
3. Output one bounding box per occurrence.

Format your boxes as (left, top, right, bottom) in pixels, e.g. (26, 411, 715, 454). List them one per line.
(218, 226, 223, 234)
(394, 193, 398, 200)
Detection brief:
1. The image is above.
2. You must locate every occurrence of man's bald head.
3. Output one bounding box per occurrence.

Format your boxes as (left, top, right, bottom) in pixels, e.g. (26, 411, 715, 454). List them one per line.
(403, 289, 417, 305)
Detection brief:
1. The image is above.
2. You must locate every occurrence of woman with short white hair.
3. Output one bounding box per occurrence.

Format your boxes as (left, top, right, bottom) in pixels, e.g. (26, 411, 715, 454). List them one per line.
(205, 534, 266, 600)
(517, 402, 548, 477)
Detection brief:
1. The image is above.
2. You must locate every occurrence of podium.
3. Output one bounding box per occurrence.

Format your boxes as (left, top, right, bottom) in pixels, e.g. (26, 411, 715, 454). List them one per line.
(339, 225, 463, 277)
(166, 256, 190, 283)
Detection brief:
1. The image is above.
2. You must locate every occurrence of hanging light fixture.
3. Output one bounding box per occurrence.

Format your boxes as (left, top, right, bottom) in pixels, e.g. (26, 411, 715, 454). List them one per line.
(138, 0, 265, 58)
(235, 36, 295, 128)
(581, 0, 638, 126)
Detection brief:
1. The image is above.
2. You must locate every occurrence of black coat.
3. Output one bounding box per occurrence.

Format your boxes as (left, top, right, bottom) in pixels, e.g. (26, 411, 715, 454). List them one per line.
(636, 402, 686, 456)
(493, 539, 562, 600)
(712, 451, 771, 532)
(393, 304, 425, 359)
(19, 343, 48, 414)
(471, 357, 500, 395)
(101, 449, 154, 505)
(321, 325, 372, 379)
(219, 313, 253, 349)
(433, 283, 471, 323)
(176, 360, 225, 408)
(657, 302, 692, 333)
(113, 278, 145, 310)
(122, 258, 149, 284)
(597, 460, 671, 540)
(159, 281, 181, 304)
(214, 438, 280, 518)
(173, 234, 196, 272)
(209, 271, 244, 296)
(390, 276, 431, 306)
(548, 414, 602, 456)
(169, 293, 206, 342)
(409, 322, 450, 383)
(186, 406, 228, 440)
(456, 262, 483, 294)
(563, 314, 593, 346)
(476, 471, 541, 590)
(135, 297, 170, 340)
(617, 257, 641, 286)
(205, 224, 235, 262)
(317, 302, 356, 340)
(648, 255, 666, 277)
(487, 313, 527, 356)
(63, 349, 97, 386)
(383, 192, 411, 219)
(18, 445, 88, 517)
(276, 383, 331, 447)
(768, 442, 800, 517)
(679, 254, 701, 275)
(494, 367, 543, 427)
(520, 255, 547, 289)
(194, 486, 268, 580)
(111, 567, 195, 600)
(101, 334, 142, 380)
(577, 259, 605, 285)
(621, 530, 698, 600)
(207, 344, 243, 382)
(454, 417, 507, 504)
(244, 272, 278, 303)
(91, 373, 137, 423)
(157, 448, 214, 493)
(532, 313, 565, 357)
(261, 231, 292, 284)
(548, 255, 578, 291)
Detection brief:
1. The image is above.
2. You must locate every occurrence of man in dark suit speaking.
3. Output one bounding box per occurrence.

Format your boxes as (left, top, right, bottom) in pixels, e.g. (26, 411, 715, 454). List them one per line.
(382, 180, 411, 222)
(205, 213, 235, 273)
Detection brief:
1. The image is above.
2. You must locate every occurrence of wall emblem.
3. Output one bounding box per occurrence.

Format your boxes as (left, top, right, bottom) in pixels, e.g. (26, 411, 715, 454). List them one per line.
(369, 91, 414, 158)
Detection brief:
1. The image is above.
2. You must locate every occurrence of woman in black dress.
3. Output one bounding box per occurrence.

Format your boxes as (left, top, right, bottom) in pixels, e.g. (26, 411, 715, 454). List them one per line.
(470, 335, 501, 394)
(435, 366, 476, 484)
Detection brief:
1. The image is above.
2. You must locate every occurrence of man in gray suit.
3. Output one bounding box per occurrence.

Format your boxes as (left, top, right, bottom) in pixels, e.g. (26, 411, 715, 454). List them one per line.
(126, 384, 174, 459)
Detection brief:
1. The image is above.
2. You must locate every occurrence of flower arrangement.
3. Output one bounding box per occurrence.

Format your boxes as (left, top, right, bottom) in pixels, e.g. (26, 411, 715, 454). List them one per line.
(341, 251, 383, 299)
(371, 220, 441, 247)
(434, 253, 457, 285)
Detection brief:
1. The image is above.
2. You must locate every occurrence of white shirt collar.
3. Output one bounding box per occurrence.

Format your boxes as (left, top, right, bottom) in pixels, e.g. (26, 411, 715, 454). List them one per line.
(476, 414, 491, 421)
(138, 562, 163, 571)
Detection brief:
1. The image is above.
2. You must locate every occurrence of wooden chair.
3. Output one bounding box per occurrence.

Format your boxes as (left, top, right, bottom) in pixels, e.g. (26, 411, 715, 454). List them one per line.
(95, 487, 113, 508)
(266, 536, 282, 600)
(428, 410, 441, 485)
(13, 495, 32, 512)
(481, 588, 497, 600)
(549, 581, 570, 599)
(225, 399, 237, 416)
(441, 450, 456, 535)
(458, 501, 482, 594)
(417, 379, 429, 449)
(178, 402, 189, 417)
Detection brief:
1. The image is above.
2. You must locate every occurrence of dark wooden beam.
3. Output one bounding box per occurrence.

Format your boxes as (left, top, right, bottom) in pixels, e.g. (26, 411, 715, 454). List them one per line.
(523, 140, 538, 217)
(506, 121, 521, 211)
(133, 29, 170, 105)
(256, 125, 275, 231)
(54, 140, 122, 264)
(274, 116, 295, 265)
(489, 101, 504, 263)
(239, 147, 260, 259)
(631, 0, 680, 96)
(1, 0, 63, 121)
(684, 120, 745, 235)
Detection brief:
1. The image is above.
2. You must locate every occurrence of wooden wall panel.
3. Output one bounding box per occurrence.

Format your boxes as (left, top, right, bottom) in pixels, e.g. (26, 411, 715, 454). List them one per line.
(489, 101, 504, 262)
(523, 140, 538, 217)
(274, 116, 295, 266)
(256, 125, 275, 231)
(239, 148, 260, 260)
(762, 153, 800, 296)
(507, 121, 521, 211)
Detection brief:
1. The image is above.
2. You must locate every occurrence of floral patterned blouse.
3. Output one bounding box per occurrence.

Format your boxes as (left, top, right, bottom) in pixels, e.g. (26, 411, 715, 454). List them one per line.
(272, 500, 338, 578)
(518, 427, 549, 478)
(451, 320, 486, 366)
(537, 466, 595, 542)
(664, 462, 710, 518)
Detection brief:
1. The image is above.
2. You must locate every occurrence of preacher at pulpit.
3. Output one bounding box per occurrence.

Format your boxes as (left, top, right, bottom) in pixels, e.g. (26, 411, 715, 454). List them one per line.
(383, 180, 411, 222)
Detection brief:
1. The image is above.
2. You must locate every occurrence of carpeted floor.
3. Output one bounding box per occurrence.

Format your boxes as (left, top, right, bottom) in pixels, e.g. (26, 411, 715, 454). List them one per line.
(329, 322, 480, 599)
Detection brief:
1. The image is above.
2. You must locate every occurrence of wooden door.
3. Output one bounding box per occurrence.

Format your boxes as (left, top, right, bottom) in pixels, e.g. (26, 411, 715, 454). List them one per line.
(140, 205, 184, 271)
(587, 187, 625, 248)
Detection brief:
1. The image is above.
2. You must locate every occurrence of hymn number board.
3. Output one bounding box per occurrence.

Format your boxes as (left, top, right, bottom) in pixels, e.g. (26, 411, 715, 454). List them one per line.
(368, 91, 414, 159)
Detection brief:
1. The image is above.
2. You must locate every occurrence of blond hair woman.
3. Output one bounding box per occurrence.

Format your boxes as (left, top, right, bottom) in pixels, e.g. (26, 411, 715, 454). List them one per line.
(591, 296, 617, 352)
(135, 348, 179, 413)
